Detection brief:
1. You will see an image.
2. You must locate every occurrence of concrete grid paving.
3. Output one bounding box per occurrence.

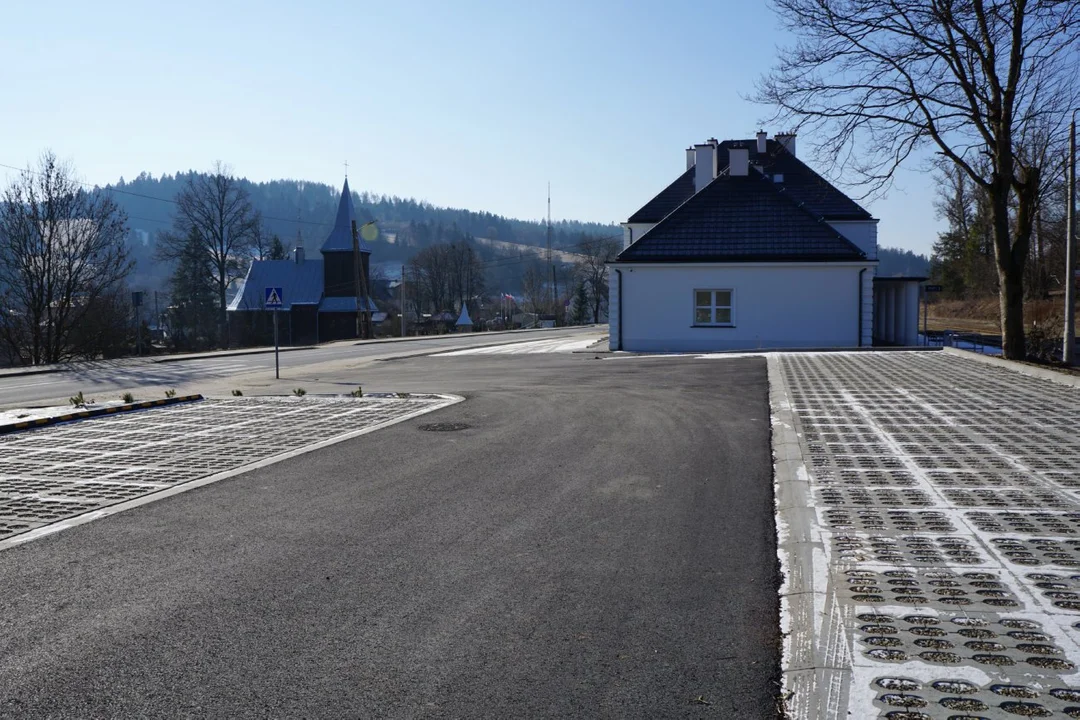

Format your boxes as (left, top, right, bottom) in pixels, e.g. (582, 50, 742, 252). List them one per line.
(774, 352, 1080, 720)
(0, 395, 458, 544)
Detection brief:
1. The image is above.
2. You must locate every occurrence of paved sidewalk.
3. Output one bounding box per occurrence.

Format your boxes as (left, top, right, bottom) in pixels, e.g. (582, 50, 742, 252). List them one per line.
(772, 352, 1080, 719)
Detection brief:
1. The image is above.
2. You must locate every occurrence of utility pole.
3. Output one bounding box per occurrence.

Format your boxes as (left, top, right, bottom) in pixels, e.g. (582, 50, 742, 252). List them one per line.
(352, 219, 366, 340)
(546, 182, 553, 321)
(1065, 115, 1077, 364)
(552, 265, 558, 324)
(400, 265, 406, 337)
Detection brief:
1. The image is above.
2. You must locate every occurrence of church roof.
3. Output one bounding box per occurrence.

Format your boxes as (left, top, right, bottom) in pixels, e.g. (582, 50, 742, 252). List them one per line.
(320, 178, 372, 254)
(227, 259, 325, 311)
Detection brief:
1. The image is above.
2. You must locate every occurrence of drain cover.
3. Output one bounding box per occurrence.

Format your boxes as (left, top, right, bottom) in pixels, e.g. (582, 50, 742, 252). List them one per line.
(418, 422, 470, 432)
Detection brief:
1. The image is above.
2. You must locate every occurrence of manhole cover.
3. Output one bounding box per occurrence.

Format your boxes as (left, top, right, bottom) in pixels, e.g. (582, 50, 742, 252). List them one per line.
(418, 422, 470, 432)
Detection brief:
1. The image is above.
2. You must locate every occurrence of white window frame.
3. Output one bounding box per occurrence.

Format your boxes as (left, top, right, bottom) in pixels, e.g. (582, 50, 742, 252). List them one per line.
(693, 288, 735, 327)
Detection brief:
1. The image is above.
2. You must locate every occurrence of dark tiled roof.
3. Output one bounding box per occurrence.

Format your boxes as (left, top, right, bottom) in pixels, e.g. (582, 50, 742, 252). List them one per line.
(727, 139, 872, 221)
(627, 167, 695, 223)
(625, 139, 872, 225)
(321, 178, 373, 254)
(616, 169, 866, 263)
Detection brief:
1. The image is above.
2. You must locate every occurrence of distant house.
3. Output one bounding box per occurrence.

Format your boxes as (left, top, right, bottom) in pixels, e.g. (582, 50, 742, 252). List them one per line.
(227, 179, 377, 345)
(609, 132, 920, 352)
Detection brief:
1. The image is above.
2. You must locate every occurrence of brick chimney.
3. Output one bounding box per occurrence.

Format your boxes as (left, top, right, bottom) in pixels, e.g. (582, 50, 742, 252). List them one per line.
(756, 130, 767, 154)
(294, 246, 305, 264)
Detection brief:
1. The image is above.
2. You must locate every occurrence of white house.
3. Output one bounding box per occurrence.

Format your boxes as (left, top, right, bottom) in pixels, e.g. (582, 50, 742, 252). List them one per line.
(609, 133, 920, 352)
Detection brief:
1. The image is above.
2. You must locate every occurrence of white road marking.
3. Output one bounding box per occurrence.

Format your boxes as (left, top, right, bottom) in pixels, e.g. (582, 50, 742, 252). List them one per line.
(434, 337, 599, 356)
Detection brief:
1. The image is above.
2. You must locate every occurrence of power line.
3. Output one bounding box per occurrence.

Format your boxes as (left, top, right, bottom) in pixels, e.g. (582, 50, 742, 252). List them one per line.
(0, 161, 333, 228)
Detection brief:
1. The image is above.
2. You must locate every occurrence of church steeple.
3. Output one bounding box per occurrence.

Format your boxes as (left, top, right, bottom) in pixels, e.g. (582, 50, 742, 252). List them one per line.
(320, 178, 371, 254)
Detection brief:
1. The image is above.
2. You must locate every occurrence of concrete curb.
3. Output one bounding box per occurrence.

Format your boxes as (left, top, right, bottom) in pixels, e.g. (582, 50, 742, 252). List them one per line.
(151, 347, 315, 364)
(942, 346, 1080, 387)
(0, 394, 204, 436)
(767, 356, 840, 720)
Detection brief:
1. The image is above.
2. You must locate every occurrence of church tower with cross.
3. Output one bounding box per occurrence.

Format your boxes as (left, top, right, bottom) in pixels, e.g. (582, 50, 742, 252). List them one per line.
(226, 177, 377, 345)
(315, 177, 377, 339)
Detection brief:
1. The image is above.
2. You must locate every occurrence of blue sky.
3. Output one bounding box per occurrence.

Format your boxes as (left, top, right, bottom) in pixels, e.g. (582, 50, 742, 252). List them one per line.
(1, 0, 940, 254)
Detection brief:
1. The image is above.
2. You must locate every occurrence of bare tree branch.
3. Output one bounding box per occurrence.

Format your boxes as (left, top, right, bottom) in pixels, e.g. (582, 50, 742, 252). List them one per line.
(755, 0, 1080, 358)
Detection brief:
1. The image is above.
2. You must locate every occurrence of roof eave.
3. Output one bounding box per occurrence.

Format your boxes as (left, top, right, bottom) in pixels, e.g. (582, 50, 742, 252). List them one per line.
(614, 253, 868, 264)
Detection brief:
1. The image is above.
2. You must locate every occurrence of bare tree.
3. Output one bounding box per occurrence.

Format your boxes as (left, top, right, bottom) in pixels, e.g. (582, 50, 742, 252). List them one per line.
(575, 234, 620, 323)
(0, 152, 133, 364)
(521, 263, 548, 315)
(408, 240, 487, 316)
(756, 0, 1080, 359)
(157, 163, 259, 347)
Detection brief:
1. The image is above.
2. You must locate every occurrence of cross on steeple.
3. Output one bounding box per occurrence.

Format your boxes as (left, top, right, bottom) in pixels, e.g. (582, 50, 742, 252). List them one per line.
(343, 160, 349, 178)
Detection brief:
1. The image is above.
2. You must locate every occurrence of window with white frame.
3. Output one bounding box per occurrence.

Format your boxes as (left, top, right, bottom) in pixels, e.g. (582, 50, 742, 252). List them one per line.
(693, 289, 734, 326)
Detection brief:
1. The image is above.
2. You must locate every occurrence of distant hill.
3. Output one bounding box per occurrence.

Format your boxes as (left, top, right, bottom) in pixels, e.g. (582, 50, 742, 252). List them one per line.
(877, 246, 930, 277)
(105, 173, 616, 254)
(102, 172, 620, 296)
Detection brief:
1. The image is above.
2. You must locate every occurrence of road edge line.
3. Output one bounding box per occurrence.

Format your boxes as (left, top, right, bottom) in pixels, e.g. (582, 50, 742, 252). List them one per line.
(0, 394, 464, 551)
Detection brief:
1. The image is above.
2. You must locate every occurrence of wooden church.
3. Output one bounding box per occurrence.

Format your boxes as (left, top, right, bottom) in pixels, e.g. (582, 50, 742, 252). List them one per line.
(227, 179, 377, 346)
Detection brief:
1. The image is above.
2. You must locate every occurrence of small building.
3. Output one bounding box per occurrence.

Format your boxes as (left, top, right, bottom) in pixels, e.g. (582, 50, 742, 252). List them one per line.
(455, 305, 473, 332)
(610, 133, 918, 352)
(228, 179, 377, 345)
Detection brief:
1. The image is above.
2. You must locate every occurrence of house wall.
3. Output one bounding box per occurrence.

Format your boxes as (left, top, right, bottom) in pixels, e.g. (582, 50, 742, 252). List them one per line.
(610, 263, 872, 352)
(622, 223, 656, 251)
(860, 266, 875, 347)
(827, 220, 878, 260)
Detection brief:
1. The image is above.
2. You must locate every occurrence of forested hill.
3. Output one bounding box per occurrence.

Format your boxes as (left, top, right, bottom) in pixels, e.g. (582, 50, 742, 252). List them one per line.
(877, 247, 930, 277)
(107, 172, 619, 255)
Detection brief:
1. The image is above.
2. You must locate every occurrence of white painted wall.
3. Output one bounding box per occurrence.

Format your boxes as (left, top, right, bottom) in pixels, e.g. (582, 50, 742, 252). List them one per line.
(622, 223, 656, 250)
(827, 219, 878, 260)
(860, 266, 875, 347)
(610, 263, 872, 352)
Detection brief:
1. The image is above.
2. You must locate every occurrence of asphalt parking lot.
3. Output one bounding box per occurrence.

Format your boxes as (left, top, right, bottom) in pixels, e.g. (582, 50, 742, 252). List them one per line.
(0, 354, 780, 718)
(773, 351, 1080, 719)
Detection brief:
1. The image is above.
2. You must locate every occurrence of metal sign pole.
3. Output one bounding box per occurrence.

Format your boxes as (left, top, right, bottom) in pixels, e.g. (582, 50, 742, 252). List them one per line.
(273, 309, 280, 379)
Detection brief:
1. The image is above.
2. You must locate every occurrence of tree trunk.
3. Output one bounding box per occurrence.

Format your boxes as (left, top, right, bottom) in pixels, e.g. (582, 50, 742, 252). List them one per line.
(999, 263, 1026, 360)
(218, 275, 228, 349)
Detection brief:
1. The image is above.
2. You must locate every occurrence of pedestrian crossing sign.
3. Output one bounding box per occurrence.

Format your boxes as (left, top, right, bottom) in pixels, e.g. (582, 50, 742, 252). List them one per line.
(264, 287, 283, 309)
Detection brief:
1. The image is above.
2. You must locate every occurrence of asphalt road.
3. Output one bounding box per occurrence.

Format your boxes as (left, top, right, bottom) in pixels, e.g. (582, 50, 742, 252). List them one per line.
(0, 327, 602, 408)
(0, 352, 779, 718)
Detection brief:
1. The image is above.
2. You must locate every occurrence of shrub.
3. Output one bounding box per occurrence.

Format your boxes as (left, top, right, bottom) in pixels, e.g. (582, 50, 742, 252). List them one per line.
(165, 389, 177, 398)
(1026, 320, 1062, 364)
(350, 386, 363, 398)
(69, 391, 86, 407)
(293, 387, 307, 397)
(231, 389, 243, 397)
(121, 392, 134, 403)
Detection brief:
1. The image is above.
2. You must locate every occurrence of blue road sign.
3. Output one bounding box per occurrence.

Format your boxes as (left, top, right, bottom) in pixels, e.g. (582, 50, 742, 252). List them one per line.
(264, 287, 283, 309)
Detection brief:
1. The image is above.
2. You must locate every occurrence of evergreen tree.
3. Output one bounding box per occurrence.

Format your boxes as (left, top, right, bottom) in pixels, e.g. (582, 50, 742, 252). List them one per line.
(167, 229, 218, 350)
(571, 282, 589, 325)
(267, 235, 288, 260)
